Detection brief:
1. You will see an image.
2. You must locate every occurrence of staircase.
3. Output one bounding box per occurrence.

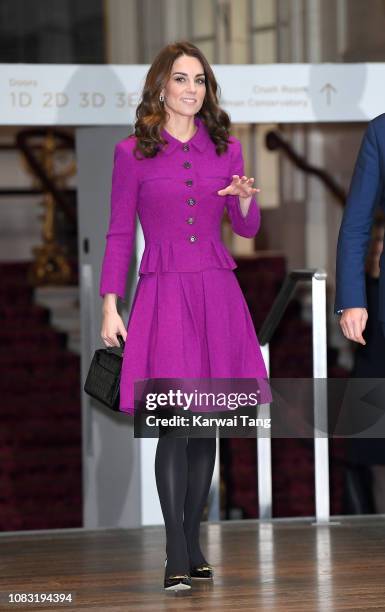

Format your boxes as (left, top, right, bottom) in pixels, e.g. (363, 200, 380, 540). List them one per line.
(223, 254, 348, 519)
(34, 286, 81, 355)
(0, 261, 82, 531)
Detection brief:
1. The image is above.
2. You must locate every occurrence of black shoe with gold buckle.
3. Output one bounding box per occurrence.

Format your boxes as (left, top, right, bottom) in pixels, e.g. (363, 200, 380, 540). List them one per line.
(164, 558, 192, 591)
(190, 563, 214, 579)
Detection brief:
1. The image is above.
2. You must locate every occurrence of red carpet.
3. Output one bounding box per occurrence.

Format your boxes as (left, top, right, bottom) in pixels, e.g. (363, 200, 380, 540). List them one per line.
(0, 261, 82, 531)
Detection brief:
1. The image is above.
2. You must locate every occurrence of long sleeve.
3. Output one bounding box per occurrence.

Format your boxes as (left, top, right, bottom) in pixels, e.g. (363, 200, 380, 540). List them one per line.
(99, 141, 138, 300)
(334, 121, 382, 314)
(225, 138, 261, 238)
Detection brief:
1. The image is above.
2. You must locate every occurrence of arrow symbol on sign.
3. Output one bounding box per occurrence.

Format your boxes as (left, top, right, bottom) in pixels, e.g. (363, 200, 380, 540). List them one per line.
(320, 83, 337, 105)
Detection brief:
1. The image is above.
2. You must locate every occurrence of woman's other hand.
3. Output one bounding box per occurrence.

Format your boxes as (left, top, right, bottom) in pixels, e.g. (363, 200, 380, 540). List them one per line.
(101, 294, 127, 347)
(340, 307, 368, 345)
(217, 175, 261, 198)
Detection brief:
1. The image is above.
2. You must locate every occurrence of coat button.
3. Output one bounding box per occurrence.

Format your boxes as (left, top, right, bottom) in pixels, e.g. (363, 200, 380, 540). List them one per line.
(185, 179, 193, 186)
(187, 198, 196, 206)
(183, 161, 192, 169)
(189, 234, 197, 242)
(183, 144, 190, 152)
(186, 217, 194, 224)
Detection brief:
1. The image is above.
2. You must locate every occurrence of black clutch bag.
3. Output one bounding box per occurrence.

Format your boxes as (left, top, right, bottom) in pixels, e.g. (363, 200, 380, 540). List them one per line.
(83, 335, 125, 411)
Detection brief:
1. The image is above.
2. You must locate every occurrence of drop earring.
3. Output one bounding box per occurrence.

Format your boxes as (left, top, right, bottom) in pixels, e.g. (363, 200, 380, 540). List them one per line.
(159, 93, 164, 102)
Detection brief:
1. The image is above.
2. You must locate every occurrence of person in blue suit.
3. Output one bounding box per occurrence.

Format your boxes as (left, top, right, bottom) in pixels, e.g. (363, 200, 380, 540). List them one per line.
(335, 113, 385, 341)
(342, 216, 385, 514)
(336, 116, 385, 515)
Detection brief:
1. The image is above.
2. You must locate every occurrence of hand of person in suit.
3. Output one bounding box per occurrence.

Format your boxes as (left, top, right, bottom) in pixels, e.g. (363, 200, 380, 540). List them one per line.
(339, 307, 368, 345)
(218, 175, 260, 198)
(101, 294, 128, 347)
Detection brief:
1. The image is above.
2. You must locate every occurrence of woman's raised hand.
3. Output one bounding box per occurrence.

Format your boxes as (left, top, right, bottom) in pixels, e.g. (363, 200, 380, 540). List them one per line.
(217, 175, 261, 198)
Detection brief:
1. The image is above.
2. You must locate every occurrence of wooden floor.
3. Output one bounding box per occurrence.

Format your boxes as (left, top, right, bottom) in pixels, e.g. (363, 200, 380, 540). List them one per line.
(1, 515, 385, 611)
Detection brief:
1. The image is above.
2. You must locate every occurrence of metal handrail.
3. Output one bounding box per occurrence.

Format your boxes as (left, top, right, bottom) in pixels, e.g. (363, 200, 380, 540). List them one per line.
(256, 268, 329, 524)
(259, 268, 322, 345)
(265, 130, 346, 205)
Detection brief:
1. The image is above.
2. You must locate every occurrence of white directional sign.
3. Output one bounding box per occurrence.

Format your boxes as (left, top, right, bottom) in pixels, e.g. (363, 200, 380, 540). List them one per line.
(0, 63, 382, 125)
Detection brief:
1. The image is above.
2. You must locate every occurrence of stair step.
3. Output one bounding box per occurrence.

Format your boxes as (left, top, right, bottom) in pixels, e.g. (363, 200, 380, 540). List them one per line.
(0, 390, 80, 417)
(0, 348, 80, 367)
(0, 303, 50, 323)
(0, 285, 33, 302)
(0, 328, 67, 344)
(35, 285, 79, 309)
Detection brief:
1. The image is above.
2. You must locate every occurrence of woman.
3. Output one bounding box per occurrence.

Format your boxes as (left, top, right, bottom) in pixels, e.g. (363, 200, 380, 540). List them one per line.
(99, 41, 268, 591)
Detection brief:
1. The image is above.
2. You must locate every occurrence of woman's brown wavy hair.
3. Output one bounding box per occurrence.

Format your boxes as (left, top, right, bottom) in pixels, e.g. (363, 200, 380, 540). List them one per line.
(131, 40, 232, 159)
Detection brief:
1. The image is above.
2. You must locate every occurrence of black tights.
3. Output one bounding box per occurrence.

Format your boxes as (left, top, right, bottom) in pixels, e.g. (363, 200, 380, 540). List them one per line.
(155, 423, 217, 576)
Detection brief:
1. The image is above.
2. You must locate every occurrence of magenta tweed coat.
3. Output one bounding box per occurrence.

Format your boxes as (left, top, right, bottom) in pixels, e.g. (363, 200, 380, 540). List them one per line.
(99, 115, 268, 413)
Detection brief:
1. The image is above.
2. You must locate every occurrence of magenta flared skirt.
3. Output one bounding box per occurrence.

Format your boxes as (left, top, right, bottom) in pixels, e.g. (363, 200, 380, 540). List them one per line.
(119, 268, 268, 414)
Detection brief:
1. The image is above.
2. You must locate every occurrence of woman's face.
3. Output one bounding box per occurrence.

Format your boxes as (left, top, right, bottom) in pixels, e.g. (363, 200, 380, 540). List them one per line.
(161, 55, 206, 119)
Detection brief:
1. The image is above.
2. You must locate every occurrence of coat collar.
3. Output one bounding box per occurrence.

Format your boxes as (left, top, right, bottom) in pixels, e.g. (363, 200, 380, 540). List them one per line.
(159, 115, 209, 155)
